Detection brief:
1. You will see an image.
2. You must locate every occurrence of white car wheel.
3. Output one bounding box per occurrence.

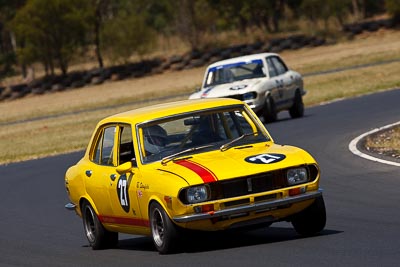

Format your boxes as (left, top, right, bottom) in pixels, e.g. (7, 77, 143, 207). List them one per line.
(263, 96, 277, 123)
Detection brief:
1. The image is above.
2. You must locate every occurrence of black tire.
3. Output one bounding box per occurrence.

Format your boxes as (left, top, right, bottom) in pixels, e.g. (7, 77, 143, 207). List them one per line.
(149, 202, 180, 254)
(291, 196, 326, 236)
(263, 96, 277, 123)
(289, 91, 304, 118)
(82, 201, 118, 250)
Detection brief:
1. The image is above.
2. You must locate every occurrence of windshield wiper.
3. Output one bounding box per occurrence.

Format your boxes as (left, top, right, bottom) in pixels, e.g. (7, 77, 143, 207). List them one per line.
(220, 132, 258, 152)
(161, 144, 214, 165)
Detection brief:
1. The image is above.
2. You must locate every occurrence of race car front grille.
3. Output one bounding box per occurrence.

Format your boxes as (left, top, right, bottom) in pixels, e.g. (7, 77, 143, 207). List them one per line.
(209, 170, 286, 200)
(178, 164, 318, 204)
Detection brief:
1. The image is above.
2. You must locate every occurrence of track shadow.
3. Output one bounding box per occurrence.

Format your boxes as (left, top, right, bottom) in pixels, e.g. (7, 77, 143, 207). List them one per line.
(115, 226, 341, 253)
(260, 112, 313, 125)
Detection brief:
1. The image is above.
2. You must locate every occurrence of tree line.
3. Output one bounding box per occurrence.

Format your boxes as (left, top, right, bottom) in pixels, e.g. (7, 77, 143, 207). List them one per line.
(0, 0, 399, 80)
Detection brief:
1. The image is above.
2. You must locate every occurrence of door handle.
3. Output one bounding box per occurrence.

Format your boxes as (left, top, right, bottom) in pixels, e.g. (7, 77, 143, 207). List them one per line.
(85, 170, 92, 177)
(110, 174, 117, 181)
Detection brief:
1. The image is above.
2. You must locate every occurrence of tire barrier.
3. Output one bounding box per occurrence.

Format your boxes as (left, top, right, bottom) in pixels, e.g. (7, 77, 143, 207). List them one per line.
(343, 18, 396, 36)
(1, 34, 329, 102)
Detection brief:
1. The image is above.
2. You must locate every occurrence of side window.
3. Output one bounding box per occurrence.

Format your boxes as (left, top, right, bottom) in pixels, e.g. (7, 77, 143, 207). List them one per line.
(118, 125, 134, 165)
(92, 126, 116, 166)
(102, 127, 116, 166)
(266, 57, 278, 78)
(218, 111, 240, 139)
(225, 110, 254, 137)
(93, 130, 103, 164)
(271, 56, 288, 75)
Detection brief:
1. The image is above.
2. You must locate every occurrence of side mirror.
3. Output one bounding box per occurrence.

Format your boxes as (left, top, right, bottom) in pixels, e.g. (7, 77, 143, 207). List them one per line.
(131, 157, 138, 168)
(116, 161, 133, 174)
(195, 86, 201, 92)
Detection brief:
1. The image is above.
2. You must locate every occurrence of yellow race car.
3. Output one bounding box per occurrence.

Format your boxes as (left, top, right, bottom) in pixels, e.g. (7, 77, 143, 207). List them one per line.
(65, 98, 326, 254)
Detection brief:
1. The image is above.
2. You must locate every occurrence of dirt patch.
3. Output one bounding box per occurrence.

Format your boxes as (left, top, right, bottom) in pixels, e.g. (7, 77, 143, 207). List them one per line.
(363, 125, 400, 160)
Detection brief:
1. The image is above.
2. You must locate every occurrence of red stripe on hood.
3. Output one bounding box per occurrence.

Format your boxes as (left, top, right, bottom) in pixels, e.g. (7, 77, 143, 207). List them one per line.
(175, 159, 217, 183)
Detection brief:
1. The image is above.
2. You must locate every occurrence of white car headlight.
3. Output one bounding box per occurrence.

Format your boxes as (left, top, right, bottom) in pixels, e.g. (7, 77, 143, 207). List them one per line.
(287, 167, 308, 185)
(186, 185, 210, 203)
(243, 92, 257, 100)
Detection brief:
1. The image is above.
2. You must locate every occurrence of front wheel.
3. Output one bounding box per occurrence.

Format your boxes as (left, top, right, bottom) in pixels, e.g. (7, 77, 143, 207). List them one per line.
(82, 201, 118, 249)
(149, 202, 180, 254)
(291, 196, 326, 236)
(289, 91, 304, 118)
(263, 96, 277, 123)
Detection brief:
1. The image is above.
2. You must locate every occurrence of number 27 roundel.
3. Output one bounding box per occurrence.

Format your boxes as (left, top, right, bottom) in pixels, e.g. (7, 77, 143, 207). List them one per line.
(245, 153, 286, 164)
(117, 174, 130, 212)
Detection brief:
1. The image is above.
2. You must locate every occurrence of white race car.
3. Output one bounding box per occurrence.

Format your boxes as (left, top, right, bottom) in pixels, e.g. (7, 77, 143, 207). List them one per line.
(189, 53, 306, 122)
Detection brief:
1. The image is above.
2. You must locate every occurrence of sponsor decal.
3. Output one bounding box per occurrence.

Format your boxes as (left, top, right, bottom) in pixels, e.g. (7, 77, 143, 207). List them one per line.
(175, 159, 218, 183)
(245, 153, 286, 164)
(137, 182, 149, 190)
(230, 84, 247, 90)
(201, 87, 214, 98)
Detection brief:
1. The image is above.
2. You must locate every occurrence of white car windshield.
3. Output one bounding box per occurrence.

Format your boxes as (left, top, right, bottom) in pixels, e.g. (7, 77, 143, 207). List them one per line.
(139, 105, 270, 164)
(205, 59, 265, 87)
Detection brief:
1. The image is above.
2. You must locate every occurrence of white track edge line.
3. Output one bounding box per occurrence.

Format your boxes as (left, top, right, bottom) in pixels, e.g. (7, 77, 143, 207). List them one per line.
(348, 121, 400, 167)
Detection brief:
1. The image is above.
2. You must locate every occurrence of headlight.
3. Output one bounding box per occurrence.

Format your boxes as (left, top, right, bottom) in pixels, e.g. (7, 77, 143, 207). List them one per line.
(287, 167, 308, 185)
(186, 185, 210, 204)
(243, 92, 257, 100)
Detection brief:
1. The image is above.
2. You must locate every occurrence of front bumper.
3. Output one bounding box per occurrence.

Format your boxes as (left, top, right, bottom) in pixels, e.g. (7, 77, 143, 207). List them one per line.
(244, 98, 264, 113)
(173, 189, 322, 223)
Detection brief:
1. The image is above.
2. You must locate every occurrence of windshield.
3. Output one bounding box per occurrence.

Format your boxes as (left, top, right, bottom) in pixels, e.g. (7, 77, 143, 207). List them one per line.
(139, 106, 270, 164)
(204, 59, 265, 87)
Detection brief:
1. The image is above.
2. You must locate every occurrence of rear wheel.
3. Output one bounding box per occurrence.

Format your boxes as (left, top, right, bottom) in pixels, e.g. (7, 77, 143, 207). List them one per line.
(289, 91, 304, 118)
(263, 96, 277, 123)
(82, 201, 118, 249)
(291, 196, 326, 236)
(150, 202, 180, 254)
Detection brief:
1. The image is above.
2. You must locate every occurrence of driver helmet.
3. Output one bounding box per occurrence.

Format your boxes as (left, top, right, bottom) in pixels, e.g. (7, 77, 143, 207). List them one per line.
(144, 125, 168, 154)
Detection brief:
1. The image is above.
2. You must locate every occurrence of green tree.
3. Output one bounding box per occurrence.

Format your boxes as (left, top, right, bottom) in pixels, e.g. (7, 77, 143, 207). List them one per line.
(301, 0, 328, 23)
(207, 0, 248, 32)
(300, 0, 351, 30)
(328, 0, 352, 27)
(172, 0, 218, 50)
(351, 0, 385, 19)
(12, 0, 89, 75)
(246, 0, 285, 33)
(207, 0, 286, 33)
(364, 0, 385, 17)
(100, 0, 155, 63)
(142, 0, 174, 34)
(0, 0, 26, 78)
(286, 0, 303, 19)
(88, 0, 111, 69)
(386, 0, 400, 22)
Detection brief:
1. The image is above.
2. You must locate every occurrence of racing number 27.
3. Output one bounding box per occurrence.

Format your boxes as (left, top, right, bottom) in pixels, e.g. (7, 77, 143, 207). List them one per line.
(118, 178, 128, 207)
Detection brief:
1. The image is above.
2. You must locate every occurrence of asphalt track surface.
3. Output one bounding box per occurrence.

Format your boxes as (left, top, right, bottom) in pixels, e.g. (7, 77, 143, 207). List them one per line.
(0, 89, 399, 267)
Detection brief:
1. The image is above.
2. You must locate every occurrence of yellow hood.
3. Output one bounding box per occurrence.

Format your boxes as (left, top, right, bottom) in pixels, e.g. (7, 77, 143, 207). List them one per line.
(158, 143, 315, 185)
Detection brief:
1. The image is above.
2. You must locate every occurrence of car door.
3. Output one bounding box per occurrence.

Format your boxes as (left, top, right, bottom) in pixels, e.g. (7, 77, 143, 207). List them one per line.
(265, 56, 283, 103)
(270, 56, 295, 108)
(107, 124, 146, 229)
(84, 125, 117, 217)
